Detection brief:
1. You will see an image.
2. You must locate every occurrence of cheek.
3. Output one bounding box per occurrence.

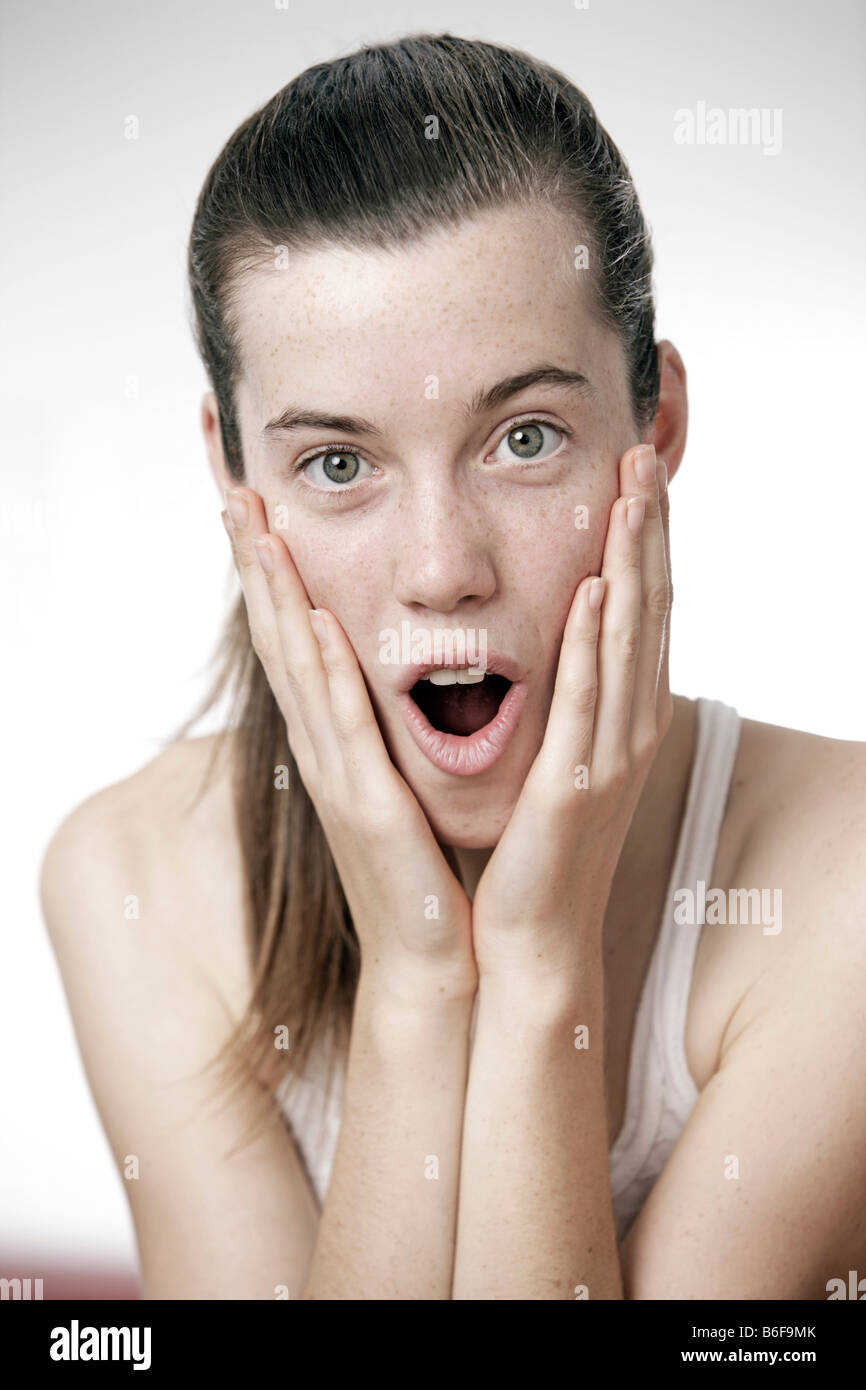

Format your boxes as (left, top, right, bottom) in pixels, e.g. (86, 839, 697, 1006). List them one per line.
(503, 494, 611, 632)
(268, 511, 386, 641)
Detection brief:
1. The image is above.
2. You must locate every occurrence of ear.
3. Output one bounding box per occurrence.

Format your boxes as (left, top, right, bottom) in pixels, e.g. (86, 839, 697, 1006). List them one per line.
(649, 341, 687, 484)
(201, 391, 235, 501)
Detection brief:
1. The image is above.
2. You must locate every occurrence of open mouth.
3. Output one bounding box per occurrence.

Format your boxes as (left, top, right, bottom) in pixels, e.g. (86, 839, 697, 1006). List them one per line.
(409, 673, 512, 737)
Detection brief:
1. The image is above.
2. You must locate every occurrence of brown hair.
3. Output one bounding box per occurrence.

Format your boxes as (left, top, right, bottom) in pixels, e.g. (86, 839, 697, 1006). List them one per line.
(178, 32, 660, 1144)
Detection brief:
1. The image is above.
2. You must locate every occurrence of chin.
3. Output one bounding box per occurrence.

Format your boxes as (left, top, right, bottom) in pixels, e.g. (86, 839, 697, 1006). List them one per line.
(409, 782, 516, 849)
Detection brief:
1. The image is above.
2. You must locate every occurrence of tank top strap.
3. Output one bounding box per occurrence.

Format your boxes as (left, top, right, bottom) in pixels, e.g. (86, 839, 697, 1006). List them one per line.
(656, 697, 742, 1102)
(609, 697, 741, 1189)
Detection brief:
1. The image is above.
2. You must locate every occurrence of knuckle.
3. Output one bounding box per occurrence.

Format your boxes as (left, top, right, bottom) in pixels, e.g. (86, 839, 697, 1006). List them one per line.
(622, 543, 643, 574)
(612, 625, 641, 662)
(342, 750, 365, 781)
(632, 733, 659, 766)
(602, 758, 631, 794)
(564, 678, 598, 717)
(235, 541, 261, 574)
(331, 702, 373, 741)
(284, 661, 317, 698)
(248, 624, 276, 665)
(572, 623, 600, 650)
(644, 580, 671, 621)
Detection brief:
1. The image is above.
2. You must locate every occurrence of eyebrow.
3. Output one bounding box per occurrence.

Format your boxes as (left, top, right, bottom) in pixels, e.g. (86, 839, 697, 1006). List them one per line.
(260, 363, 593, 440)
(465, 364, 593, 418)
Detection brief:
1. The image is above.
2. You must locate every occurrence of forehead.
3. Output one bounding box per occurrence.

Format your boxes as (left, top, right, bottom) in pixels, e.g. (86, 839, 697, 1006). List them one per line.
(233, 203, 622, 419)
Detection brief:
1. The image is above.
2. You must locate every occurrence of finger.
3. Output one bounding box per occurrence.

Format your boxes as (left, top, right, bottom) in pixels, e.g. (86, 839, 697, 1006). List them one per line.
(591, 484, 645, 774)
(535, 574, 605, 798)
(307, 607, 405, 805)
(248, 529, 337, 755)
(222, 488, 320, 776)
(620, 444, 671, 751)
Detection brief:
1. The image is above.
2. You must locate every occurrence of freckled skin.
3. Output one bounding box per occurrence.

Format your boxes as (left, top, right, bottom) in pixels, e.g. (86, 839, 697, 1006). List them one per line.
(227, 204, 644, 848)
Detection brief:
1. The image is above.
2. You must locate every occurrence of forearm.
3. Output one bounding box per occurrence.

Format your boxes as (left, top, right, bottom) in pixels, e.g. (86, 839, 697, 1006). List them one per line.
(451, 955, 623, 1300)
(301, 969, 474, 1299)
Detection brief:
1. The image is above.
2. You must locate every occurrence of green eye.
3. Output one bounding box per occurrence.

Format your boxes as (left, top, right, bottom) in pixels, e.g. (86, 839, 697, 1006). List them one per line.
(508, 424, 543, 457)
(492, 421, 563, 463)
(296, 445, 374, 492)
(322, 451, 360, 484)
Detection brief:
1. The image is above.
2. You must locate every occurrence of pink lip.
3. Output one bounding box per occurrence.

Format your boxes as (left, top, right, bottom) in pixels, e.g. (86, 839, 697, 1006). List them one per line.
(398, 679, 527, 776)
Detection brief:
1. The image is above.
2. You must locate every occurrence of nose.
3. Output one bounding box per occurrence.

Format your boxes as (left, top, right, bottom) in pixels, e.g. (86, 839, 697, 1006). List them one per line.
(391, 471, 496, 615)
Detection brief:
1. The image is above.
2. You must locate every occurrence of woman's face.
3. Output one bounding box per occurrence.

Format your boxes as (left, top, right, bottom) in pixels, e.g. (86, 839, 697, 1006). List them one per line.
(228, 203, 644, 847)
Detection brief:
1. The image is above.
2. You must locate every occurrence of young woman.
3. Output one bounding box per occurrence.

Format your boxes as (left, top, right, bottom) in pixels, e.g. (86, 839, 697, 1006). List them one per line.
(41, 33, 866, 1301)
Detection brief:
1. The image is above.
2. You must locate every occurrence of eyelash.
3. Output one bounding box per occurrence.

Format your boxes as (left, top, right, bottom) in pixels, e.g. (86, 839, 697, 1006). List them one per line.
(290, 414, 573, 495)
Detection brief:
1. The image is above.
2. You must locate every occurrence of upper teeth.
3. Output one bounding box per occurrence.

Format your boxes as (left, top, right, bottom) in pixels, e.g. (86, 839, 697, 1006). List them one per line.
(421, 668, 486, 685)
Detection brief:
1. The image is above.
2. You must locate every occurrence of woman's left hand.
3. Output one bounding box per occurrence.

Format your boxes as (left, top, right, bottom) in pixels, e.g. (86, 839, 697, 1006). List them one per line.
(471, 442, 672, 983)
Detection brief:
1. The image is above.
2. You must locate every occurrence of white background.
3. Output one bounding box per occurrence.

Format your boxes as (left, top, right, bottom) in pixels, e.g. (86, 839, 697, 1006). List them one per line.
(2, 0, 864, 1270)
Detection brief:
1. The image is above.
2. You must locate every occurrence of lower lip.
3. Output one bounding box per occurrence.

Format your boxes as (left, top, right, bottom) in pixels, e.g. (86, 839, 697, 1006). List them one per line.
(398, 680, 527, 776)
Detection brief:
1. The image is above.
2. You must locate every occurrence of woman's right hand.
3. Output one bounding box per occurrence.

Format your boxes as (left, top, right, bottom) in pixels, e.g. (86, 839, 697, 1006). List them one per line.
(222, 485, 477, 1008)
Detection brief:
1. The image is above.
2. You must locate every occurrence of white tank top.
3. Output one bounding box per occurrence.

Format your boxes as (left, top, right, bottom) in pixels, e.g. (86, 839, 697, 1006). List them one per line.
(277, 696, 742, 1247)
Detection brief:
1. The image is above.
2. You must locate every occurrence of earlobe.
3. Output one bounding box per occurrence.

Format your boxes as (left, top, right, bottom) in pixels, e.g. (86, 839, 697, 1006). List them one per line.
(651, 340, 688, 485)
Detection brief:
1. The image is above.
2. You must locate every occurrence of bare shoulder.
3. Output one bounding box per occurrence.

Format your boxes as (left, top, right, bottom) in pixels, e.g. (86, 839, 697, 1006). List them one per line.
(716, 711, 866, 1044)
(731, 710, 864, 827)
(39, 731, 321, 1297)
(40, 730, 251, 1015)
(626, 713, 866, 1294)
(728, 711, 865, 898)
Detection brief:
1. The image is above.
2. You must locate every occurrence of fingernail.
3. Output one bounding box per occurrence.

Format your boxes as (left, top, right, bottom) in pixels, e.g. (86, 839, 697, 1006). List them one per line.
(220, 509, 232, 539)
(634, 445, 656, 486)
(253, 537, 273, 575)
(657, 460, 668, 494)
(308, 609, 327, 645)
(224, 489, 248, 528)
(588, 576, 606, 612)
(627, 495, 646, 534)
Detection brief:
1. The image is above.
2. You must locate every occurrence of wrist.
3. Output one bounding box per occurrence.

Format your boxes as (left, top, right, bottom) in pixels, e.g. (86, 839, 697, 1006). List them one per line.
(476, 931, 602, 1010)
(358, 952, 477, 1016)
(352, 970, 475, 1063)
